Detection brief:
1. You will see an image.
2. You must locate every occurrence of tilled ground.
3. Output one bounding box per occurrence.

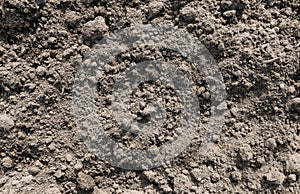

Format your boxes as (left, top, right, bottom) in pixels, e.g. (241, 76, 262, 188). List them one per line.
(0, 0, 299, 193)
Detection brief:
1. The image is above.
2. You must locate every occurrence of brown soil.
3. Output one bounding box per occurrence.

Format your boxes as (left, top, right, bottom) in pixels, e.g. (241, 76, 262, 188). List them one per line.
(0, 0, 299, 193)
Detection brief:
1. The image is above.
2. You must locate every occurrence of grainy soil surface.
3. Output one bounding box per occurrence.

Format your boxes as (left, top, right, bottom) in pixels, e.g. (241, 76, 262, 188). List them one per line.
(0, 0, 299, 193)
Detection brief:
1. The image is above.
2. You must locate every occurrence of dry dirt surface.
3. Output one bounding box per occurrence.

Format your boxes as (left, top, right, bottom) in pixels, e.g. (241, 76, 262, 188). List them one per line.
(0, 0, 299, 193)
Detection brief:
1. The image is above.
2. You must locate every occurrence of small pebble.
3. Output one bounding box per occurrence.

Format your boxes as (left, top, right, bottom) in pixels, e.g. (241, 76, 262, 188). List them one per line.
(286, 98, 300, 112)
(230, 171, 242, 182)
(190, 168, 202, 182)
(82, 16, 109, 41)
(265, 138, 277, 150)
(0, 114, 14, 132)
(287, 86, 296, 94)
(148, 1, 164, 19)
(54, 170, 64, 179)
(45, 187, 62, 194)
(265, 167, 285, 185)
(286, 153, 300, 175)
(77, 172, 95, 191)
(65, 153, 73, 163)
(65, 11, 80, 28)
(142, 171, 157, 182)
(0, 177, 8, 187)
(74, 161, 83, 171)
(242, 48, 253, 59)
(28, 166, 40, 176)
(239, 144, 253, 162)
(1, 156, 14, 169)
(21, 175, 33, 184)
(36, 66, 47, 76)
(180, 6, 197, 21)
(48, 37, 57, 45)
(223, 10, 236, 17)
(173, 174, 192, 193)
(287, 174, 297, 183)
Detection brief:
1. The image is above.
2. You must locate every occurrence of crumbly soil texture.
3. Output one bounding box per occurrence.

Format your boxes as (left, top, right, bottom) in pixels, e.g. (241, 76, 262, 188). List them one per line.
(0, 0, 299, 193)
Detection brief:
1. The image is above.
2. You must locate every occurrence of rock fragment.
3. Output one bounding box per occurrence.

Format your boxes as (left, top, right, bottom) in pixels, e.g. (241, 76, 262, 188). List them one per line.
(239, 144, 253, 162)
(190, 168, 203, 182)
(0, 114, 14, 132)
(230, 171, 242, 182)
(54, 170, 64, 179)
(93, 188, 110, 194)
(65, 11, 81, 28)
(82, 16, 109, 41)
(286, 174, 297, 183)
(0, 176, 8, 187)
(148, 1, 164, 19)
(28, 166, 40, 176)
(1, 156, 14, 169)
(65, 153, 73, 163)
(265, 138, 277, 150)
(142, 171, 157, 182)
(264, 167, 285, 185)
(45, 187, 62, 194)
(36, 66, 47, 76)
(173, 174, 192, 193)
(286, 98, 300, 112)
(286, 153, 300, 175)
(77, 172, 95, 191)
(223, 10, 236, 18)
(180, 6, 197, 22)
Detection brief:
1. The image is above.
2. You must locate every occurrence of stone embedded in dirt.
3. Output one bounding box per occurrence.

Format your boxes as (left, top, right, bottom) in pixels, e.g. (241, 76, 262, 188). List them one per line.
(36, 66, 47, 76)
(265, 138, 277, 150)
(223, 10, 236, 18)
(142, 171, 157, 182)
(286, 153, 300, 175)
(286, 174, 297, 183)
(35, 160, 43, 168)
(160, 184, 172, 193)
(230, 171, 242, 182)
(74, 161, 83, 171)
(93, 188, 110, 194)
(21, 175, 33, 185)
(221, 0, 233, 8)
(28, 166, 40, 176)
(11, 180, 20, 186)
(65, 11, 81, 28)
(82, 16, 109, 41)
(1, 156, 14, 169)
(190, 168, 203, 182)
(65, 153, 73, 163)
(48, 37, 57, 45)
(45, 187, 62, 194)
(148, 1, 164, 19)
(173, 174, 192, 193)
(286, 98, 300, 112)
(242, 48, 253, 59)
(77, 172, 96, 191)
(122, 190, 142, 194)
(239, 144, 253, 162)
(0, 177, 8, 187)
(264, 167, 285, 185)
(210, 173, 220, 183)
(0, 114, 14, 132)
(180, 6, 197, 22)
(287, 86, 296, 94)
(54, 170, 64, 179)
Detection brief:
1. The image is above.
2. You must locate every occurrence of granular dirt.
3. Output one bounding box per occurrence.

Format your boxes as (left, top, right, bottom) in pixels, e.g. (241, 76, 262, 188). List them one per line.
(0, 0, 299, 193)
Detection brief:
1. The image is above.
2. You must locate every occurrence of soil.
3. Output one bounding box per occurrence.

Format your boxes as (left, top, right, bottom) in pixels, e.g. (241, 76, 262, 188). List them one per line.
(0, 0, 299, 193)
